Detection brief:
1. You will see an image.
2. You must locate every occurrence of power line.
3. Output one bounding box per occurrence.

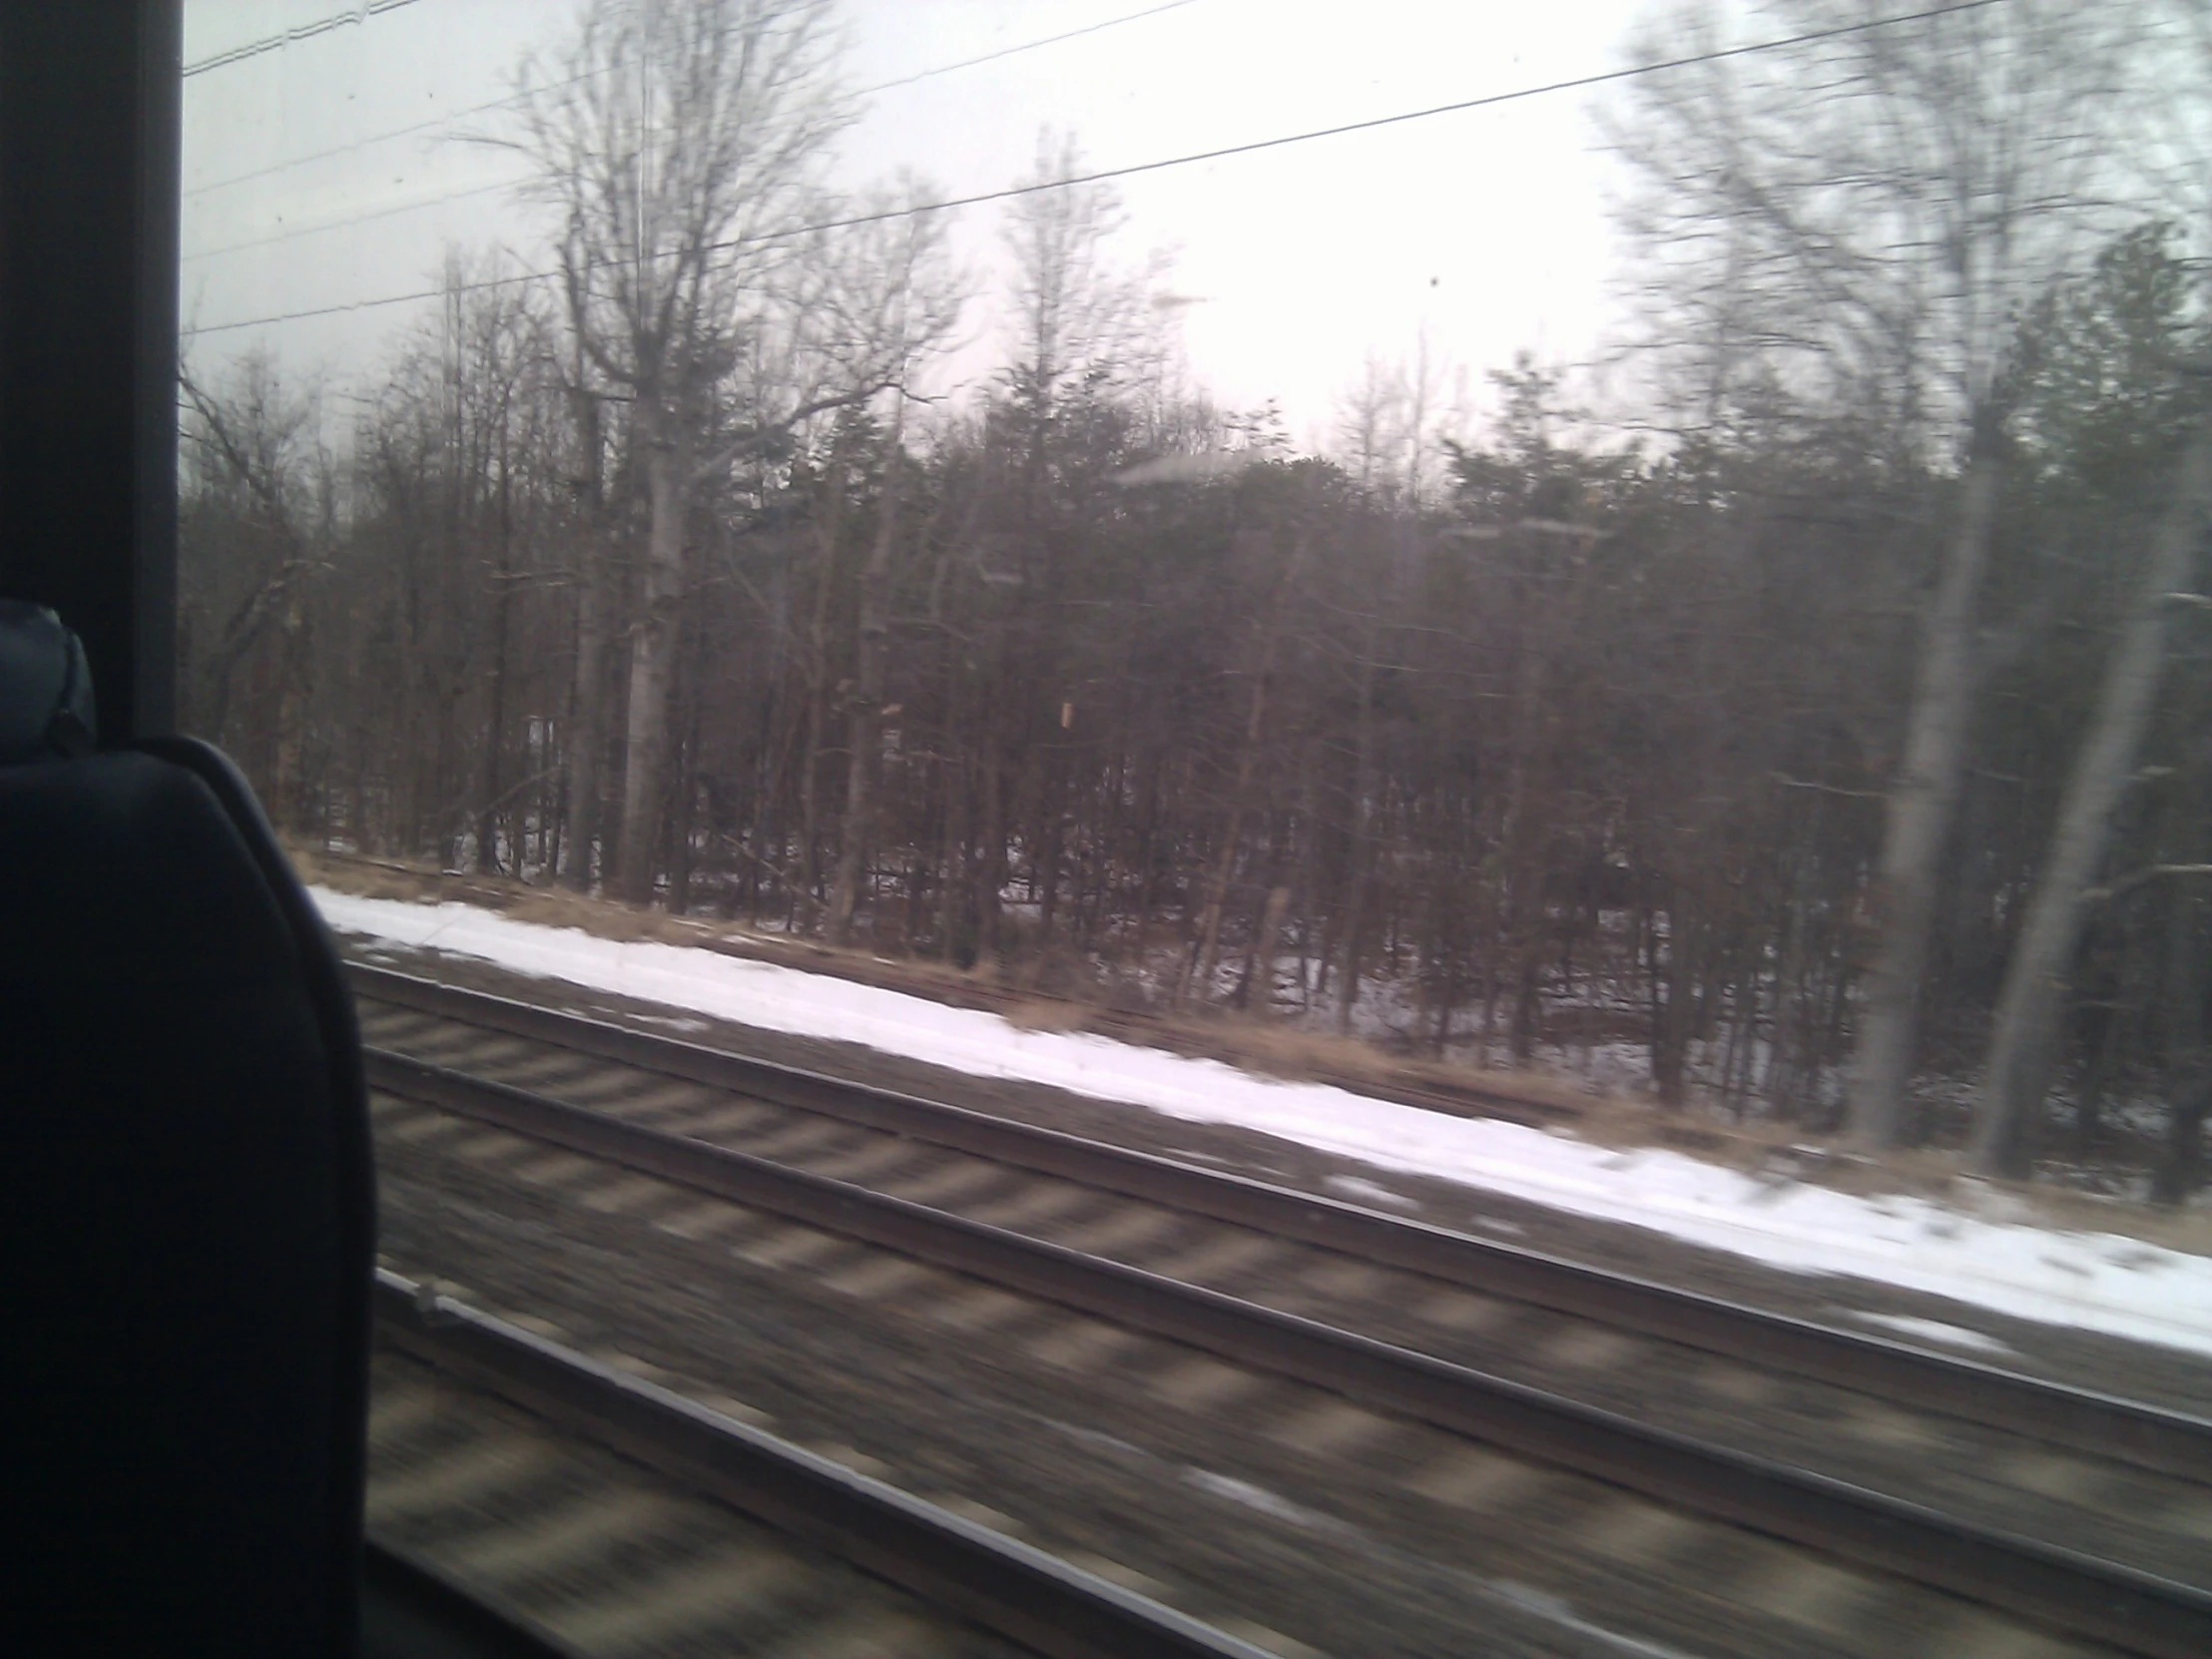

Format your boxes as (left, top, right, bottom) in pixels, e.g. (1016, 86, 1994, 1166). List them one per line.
(185, 67, 592, 201)
(190, 0, 2009, 340)
(181, 1, 1208, 259)
(185, 0, 1193, 267)
(856, 0, 1200, 96)
(185, 0, 1203, 200)
(184, 0, 425, 79)
(185, 173, 523, 265)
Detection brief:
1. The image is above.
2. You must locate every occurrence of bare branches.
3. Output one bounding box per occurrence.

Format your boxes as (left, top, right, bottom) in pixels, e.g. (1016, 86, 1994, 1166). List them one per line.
(510, 0, 851, 408)
(1605, 0, 2131, 457)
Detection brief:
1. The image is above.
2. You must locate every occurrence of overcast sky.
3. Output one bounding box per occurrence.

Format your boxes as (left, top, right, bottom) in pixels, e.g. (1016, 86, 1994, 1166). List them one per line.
(182, 0, 1658, 449)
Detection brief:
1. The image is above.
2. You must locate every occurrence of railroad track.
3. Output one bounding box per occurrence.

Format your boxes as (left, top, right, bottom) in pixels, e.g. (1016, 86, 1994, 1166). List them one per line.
(347, 963, 2212, 1466)
(368, 1269, 1272, 1658)
(353, 962, 2212, 1658)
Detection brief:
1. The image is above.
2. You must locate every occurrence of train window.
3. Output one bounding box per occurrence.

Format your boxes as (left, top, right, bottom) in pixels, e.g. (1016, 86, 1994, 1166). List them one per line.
(178, 4, 2212, 1657)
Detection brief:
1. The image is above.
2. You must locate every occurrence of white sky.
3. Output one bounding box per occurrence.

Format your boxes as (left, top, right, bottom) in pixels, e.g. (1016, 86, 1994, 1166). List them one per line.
(182, 0, 1657, 449)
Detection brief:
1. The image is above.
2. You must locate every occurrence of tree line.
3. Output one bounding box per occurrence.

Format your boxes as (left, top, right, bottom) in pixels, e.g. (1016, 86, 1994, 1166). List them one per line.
(181, 0, 2212, 1196)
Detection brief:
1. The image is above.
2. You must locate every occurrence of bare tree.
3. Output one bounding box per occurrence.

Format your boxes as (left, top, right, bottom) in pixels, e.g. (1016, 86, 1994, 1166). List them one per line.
(556, 328, 616, 890)
(1333, 331, 1457, 506)
(1974, 410, 2212, 1174)
(1969, 2, 2212, 1173)
(1337, 352, 1409, 498)
(824, 196, 965, 943)
(512, 0, 851, 903)
(1609, 0, 2128, 1145)
(178, 351, 328, 819)
(1001, 132, 1149, 460)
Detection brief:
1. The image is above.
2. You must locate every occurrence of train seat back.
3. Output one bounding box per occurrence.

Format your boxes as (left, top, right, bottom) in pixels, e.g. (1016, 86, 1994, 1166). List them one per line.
(0, 600, 374, 1656)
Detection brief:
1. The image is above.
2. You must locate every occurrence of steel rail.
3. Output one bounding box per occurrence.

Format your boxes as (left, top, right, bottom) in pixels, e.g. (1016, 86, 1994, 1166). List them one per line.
(371, 1269, 1277, 1659)
(363, 1536, 592, 1659)
(367, 1046, 2212, 1659)
(349, 963, 2212, 1484)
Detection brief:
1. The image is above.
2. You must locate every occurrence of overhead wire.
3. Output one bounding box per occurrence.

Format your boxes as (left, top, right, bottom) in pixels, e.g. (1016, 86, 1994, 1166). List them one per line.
(186, 174, 524, 264)
(184, 66, 595, 201)
(856, 0, 1200, 95)
(183, 0, 1202, 257)
(184, 0, 425, 79)
(190, 0, 2010, 339)
(184, 0, 1203, 200)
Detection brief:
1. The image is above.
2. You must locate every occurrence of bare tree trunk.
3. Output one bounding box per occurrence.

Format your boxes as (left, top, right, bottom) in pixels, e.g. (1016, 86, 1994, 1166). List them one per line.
(615, 411, 689, 904)
(1129, 757, 1160, 975)
(936, 667, 973, 963)
(1188, 670, 1269, 1001)
(1971, 418, 2212, 1175)
(1845, 449, 2000, 1147)
(272, 579, 310, 831)
(829, 433, 901, 944)
(2153, 1078, 2211, 1207)
(540, 722, 561, 878)
(563, 564, 610, 890)
(668, 684, 702, 915)
(562, 383, 609, 893)
(478, 432, 515, 874)
(1237, 882, 1292, 1014)
(1034, 766, 1066, 946)
(2152, 732, 2212, 1190)
(1188, 536, 1304, 1003)
(796, 448, 847, 916)
(978, 718, 1006, 959)
(1336, 629, 1379, 1035)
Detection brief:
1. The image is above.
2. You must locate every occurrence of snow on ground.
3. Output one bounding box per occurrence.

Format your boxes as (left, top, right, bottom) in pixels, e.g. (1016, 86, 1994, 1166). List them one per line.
(1323, 1174, 1421, 1211)
(318, 887, 2212, 1359)
(1844, 1313, 2019, 1359)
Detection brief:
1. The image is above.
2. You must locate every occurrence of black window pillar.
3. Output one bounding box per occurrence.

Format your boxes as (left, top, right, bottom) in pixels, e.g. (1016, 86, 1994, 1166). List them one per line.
(0, 0, 181, 743)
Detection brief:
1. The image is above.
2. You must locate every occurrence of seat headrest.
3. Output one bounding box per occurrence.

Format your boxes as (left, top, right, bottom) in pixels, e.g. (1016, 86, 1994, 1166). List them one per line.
(0, 600, 96, 763)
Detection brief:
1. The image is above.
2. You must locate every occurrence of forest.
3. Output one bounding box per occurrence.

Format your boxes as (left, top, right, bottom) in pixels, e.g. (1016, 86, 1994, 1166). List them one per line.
(180, 0, 2212, 1195)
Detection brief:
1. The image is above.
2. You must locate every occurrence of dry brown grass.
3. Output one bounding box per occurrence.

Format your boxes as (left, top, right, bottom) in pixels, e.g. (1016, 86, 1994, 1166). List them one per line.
(296, 843, 1612, 1116)
(294, 845, 738, 948)
(297, 842, 2212, 1253)
(999, 997, 1096, 1035)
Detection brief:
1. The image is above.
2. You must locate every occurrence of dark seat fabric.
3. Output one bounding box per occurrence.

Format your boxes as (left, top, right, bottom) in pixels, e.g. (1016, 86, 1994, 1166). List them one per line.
(0, 740, 373, 1656)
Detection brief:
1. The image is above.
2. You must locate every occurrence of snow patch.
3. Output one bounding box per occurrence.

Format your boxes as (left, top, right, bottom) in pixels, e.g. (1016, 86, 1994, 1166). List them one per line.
(620, 1011, 712, 1034)
(317, 887, 2212, 1358)
(1845, 1312, 2018, 1358)
(1323, 1174, 1418, 1210)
